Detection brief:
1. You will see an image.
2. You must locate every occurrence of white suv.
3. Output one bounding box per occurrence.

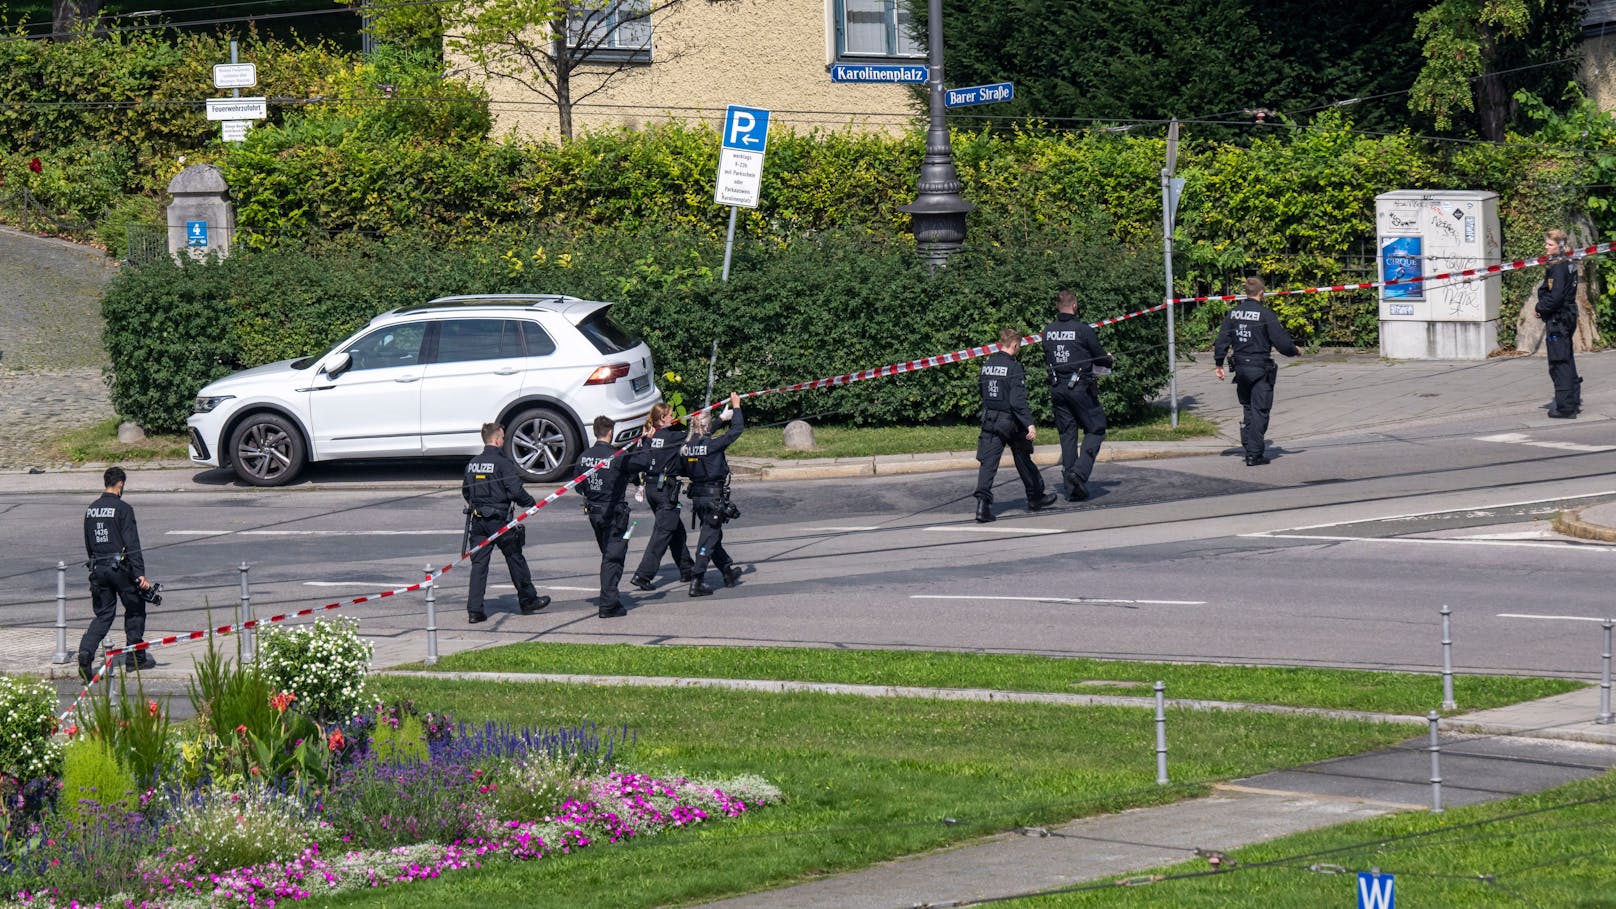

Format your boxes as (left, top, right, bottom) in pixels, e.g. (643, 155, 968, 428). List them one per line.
(187, 295, 662, 486)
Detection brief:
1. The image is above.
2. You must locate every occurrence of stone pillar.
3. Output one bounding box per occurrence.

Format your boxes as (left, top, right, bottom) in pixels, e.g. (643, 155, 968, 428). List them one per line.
(166, 164, 235, 260)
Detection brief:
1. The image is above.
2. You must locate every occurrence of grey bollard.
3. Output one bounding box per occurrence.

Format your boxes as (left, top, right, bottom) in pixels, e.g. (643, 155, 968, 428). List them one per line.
(424, 564, 439, 666)
(1154, 681, 1169, 785)
(1428, 711, 1444, 813)
(1599, 620, 1613, 726)
(238, 562, 255, 661)
(1440, 604, 1457, 710)
(52, 556, 69, 663)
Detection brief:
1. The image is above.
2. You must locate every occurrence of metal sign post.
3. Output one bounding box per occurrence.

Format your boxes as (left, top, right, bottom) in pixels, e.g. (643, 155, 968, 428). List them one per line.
(1161, 119, 1183, 428)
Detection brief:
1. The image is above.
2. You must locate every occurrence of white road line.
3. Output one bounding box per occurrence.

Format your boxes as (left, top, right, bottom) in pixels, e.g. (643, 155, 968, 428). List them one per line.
(804, 526, 881, 532)
(303, 581, 409, 587)
(168, 529, 458, 537)
(1457, 530, 1560, 541)
(922, 525, 1064, 535)
(1476, 432, 1616, 453)
(492, 584, 595, 591)
(912, 595, 1206, 606)
(1257, 489, 1616, 534)
(1498, 613, 1613, 623)
(1248, 532, 1613, 551)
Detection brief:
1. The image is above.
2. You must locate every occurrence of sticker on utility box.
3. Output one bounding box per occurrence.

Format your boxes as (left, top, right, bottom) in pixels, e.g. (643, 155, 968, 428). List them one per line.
(1388, 303, 1414, 316)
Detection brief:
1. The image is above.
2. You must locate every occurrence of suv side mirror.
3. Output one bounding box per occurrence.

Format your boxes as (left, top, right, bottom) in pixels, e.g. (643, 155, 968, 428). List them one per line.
(323, 352, 353, 379)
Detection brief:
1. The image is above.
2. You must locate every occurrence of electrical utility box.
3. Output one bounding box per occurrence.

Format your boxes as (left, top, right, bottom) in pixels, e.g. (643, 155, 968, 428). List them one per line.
(1375, 190, 1501, 359)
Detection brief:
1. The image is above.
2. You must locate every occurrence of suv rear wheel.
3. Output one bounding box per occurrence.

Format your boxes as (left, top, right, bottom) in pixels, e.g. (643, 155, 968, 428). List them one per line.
(229, 413, 306, 486)
(505, 406, 579, 483)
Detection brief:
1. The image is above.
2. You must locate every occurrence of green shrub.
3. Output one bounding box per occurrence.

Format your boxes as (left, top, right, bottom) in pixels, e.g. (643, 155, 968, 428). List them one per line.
(0, 674, 64, 782)
(370, 715, 428, 764)
(76, 673, 172, 788)
(57, 737, 136, 829)
(257, 617, 374, 725)
(163, 785, 314, 874)
(94, 194, 165, 261)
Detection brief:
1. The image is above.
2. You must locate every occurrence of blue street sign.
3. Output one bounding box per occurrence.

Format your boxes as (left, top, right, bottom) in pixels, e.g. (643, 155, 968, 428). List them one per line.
(945, 82, 1015, 108)
(830, 63, 927, 84)
(722, 105, 772, 152)
(1357, 872, 1395, 909)
(186, 220, 208, 248)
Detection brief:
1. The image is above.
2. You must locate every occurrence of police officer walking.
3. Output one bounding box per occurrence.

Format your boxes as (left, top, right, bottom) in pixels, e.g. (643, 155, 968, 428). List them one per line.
(682, 392, 746, 597)
(579, 415, 651, 618)
(80, 466, 155, 681)
(974, 327, 1058, 522)
(629, 403, 695, 591)
(1214, 277, 1300, 465)
(463, 422, 548, 623)
(1043, 290, 1115, 501)
(1536, 228, 1582, 418)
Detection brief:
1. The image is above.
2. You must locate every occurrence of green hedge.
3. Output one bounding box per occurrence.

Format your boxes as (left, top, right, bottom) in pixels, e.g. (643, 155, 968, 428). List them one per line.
(103, 229, 1167, 433)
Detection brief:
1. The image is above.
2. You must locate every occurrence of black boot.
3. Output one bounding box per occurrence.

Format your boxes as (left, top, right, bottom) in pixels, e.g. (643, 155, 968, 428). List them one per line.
(598, 602, 628, 618)
(125, 650, 157, 671)
(76, 651, 94, 684)
(688, 578, 713, 597)
(520, 595, 551, 615)
(629, 576, 657, 592)
(1029, 492, 1059, 511)
(722, 566, 742, 588)
(975, 499, 995, 523)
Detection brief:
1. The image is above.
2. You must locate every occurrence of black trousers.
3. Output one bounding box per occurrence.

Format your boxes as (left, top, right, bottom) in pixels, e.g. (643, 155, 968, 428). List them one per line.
(689, 495, 734, 580)
(1233, 360, 1277, 459)
(632, 487, 692, 582)
(79, 564, 146, 660)
(1546, 328, 1582, 413)
(465, 514, 538, 616)
(588, 505, 632, 609)
(974, 411, 1046, 505)
(1051, 380, 1106, 485)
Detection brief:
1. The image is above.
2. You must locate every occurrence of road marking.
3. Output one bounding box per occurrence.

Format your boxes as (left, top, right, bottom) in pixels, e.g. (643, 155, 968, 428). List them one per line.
(304, 581, 410, 587)
(1212, 783, 1425, 811)
(1258, 489, 1616, 534)
(1498, 613, 1613, 623)
(1458, 529, 1560, 540)
(1249, 532, 1612, 551)
(168, 529, 458, 537)
(1476, 432, 1616, 453)
(804, 526, 880, 532)
(493, 584, 594, 591)
(923, 525, 1064, 535)
(912, 594, 1206, 606)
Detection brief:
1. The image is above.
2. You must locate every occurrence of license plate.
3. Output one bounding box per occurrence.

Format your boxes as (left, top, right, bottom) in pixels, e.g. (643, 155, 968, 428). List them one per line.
(632, 375, 650, 394)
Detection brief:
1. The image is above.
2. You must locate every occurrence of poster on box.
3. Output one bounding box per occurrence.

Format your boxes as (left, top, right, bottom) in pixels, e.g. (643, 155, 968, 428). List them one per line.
(1381, 236, 1423, 300)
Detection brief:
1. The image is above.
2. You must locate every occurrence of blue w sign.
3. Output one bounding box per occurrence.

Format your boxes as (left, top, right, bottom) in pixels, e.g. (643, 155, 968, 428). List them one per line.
(1357, 872, 1395, 909)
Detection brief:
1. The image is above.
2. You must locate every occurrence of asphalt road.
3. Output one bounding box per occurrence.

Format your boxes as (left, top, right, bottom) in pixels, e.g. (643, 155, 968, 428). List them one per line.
(5, 408, 1616, 682)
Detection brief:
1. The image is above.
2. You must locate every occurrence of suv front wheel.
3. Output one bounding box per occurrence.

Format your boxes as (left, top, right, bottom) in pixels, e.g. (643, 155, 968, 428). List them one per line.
(229, 413, 307, 486)
(505, 406, 580, 483)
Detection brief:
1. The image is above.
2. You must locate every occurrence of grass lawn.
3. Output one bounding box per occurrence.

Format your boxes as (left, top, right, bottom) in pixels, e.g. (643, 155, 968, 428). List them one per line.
(726, 409, 1220, 460)
(419, 644, 1584, 716)
(1017, 771, 1616, 907)
(339, 674, 1422, 909)
(48, 417, 189, 463)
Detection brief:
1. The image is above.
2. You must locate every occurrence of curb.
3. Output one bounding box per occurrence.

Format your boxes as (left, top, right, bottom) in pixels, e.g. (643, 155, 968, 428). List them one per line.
(1553, 507, 1616, 543)
(734, 441, 1225, 482)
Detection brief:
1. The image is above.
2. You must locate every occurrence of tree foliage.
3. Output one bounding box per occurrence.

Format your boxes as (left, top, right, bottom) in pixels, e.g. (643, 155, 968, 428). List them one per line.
(1408, 0, 1580, 139)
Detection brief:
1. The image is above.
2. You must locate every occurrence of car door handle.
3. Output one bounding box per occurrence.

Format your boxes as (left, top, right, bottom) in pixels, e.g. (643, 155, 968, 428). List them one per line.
(493, 367, 520, 376)
(395, 375, 420, 383)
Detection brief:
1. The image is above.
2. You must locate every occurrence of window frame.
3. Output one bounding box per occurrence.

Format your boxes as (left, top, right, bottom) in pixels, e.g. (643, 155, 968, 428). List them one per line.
(833, 0, 925, 62)
(566, 0, 654, 64)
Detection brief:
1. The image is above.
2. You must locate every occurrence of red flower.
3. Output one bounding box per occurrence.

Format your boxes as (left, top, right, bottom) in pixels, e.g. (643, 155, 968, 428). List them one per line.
(27, 157, 41, 174)
(63, 724, 77, 738)
(327, 729, 345, 752)
(270, 691, 296, 714)
(235, 724, 248, 736)
(147, 700, 159, 718)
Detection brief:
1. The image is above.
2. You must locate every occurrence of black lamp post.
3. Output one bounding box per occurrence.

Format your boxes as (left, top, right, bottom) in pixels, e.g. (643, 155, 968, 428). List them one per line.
(898, 0, 972, 267)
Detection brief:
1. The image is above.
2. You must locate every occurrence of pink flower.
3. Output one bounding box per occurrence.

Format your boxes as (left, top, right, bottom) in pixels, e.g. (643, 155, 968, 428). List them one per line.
(27, 157, 41, 174)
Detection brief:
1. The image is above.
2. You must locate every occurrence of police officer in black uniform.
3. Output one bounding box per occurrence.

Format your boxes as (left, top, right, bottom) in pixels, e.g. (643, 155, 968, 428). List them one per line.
(578, 415, 652, 618)
(80, 466, 155, 681)
(1214, 277, 1300, 465)
(681, 392, 745, 597)
(628, 402, 695, 591)
(1043, 290, 1115, 502)
(462, 422, 548, 623)
(1536, 228, 1582, 418)
(974, 327, 1058, 522)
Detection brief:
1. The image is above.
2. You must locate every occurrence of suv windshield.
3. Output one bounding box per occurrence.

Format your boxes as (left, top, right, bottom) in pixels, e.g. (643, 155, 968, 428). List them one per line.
(576, 308, 638, 355)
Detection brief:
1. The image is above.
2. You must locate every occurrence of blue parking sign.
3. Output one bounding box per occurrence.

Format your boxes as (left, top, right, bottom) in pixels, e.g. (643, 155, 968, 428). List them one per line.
(186, 220, 208, 248)
(1357, 872, 1395, 909)
(721, 105, 771, 152)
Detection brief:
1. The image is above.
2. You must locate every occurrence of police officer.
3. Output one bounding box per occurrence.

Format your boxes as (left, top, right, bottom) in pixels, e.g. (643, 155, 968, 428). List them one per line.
(974, 327, 1058, 522)
(1536, 228, 1582, 418)
(628, 403, 695, 591)
(80, 466, 155, 680)
(681, 392, 745, 597)
(1043, 290, 1115, 502)
(578, 415, 651, 618)
(1214, 277, 1300, 465)
(463, 422, 548, 623)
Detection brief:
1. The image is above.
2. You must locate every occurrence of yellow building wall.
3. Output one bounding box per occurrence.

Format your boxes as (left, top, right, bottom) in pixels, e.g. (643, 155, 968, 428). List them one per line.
(1581, 34, 1616, 112)
(473, 0, 926, 138)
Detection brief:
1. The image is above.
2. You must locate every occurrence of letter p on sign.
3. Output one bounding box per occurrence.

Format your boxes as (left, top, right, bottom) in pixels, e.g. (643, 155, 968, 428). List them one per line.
(722, 105, 771, 151)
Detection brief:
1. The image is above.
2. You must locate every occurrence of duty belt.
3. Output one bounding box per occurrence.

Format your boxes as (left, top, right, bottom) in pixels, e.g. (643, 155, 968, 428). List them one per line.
(689, 484, 723, 497)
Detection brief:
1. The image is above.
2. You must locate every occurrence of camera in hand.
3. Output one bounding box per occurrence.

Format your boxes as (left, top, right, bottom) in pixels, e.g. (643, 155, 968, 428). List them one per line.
(137, 582, 163, 606)
(718, 497, 741, 522)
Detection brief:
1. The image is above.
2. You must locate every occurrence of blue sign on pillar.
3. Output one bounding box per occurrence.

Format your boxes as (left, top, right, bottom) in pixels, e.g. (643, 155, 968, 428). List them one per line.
(1357, 872, 1395, 909)
(186, 220, 208, 248)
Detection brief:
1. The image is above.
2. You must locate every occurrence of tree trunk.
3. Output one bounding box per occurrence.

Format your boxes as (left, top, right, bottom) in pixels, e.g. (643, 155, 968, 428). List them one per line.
(551, 30, 573, 141)
(1474, 22, 1509, 141)
(52, 0, 103, 38)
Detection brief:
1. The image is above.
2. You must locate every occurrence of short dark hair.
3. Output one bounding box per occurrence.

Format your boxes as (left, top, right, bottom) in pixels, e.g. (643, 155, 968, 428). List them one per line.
(104, 466, 126, 489)
(1056, 290, 1078, 312)
(593, 415, 615, 440)
(481, 422, 503, 444)
(1244, 276, 1266, 297)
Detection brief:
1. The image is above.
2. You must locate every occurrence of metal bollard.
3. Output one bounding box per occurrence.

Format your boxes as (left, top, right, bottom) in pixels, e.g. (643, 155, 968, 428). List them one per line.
(238, 562, 255, 662)
(424, 564, 439, 666)
(52, 556, 69, 663)
(1440, 604, 1457, 711)
(1154, 681, 1169, 785)
(1428, 711, 1444, 813)
(1599, 619, 1613, 726)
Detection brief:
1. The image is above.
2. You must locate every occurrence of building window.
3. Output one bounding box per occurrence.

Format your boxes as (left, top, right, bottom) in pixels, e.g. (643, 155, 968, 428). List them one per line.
(836, 0, 923, 59)
(567, 0, 652, 59)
